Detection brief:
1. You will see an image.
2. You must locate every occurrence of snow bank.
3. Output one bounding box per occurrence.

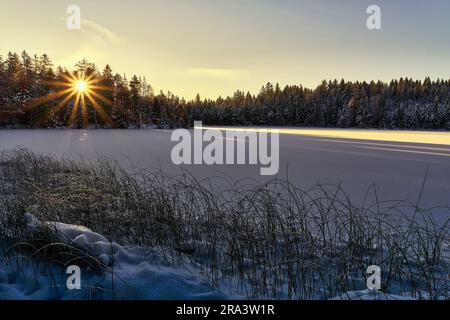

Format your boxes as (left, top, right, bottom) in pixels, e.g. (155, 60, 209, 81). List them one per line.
(0, 214, 228, 300)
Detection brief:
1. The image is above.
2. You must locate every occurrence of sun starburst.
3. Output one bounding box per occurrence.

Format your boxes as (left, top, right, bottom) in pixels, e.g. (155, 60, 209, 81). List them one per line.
(26, 72, 113, 128)
(75, 80, 88, 92)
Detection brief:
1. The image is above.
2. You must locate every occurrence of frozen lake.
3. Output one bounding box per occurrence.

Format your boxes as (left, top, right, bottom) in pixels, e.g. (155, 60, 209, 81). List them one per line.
(0, 128, 449, 222)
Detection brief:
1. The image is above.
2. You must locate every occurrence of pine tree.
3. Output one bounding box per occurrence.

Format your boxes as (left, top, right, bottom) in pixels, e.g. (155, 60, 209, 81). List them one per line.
(129, 75, 142, 125)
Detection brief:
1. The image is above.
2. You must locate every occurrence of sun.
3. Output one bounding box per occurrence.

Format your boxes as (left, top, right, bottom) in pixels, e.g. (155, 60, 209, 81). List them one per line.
(26, 72, 113, 128)
(75, 80, 88, 93)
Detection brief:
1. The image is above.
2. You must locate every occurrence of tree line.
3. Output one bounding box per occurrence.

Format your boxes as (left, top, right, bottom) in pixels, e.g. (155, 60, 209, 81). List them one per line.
(1, 51, 449, 129)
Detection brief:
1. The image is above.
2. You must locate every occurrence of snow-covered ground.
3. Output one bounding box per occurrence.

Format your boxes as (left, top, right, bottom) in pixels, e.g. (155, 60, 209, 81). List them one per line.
(1, 214, 420, 300)
(0, 214, 228, 300)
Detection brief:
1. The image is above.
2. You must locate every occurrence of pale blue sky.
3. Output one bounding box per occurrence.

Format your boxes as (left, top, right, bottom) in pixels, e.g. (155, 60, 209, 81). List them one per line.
(1, 0, 450, 98)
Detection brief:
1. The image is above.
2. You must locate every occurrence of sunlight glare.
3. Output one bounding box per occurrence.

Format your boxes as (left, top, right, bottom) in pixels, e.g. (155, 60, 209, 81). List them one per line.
(75, 80, 88, 93)
(198, 127, 450, 146)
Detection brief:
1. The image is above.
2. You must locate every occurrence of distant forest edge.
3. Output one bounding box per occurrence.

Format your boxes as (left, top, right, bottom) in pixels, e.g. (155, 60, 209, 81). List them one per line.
(1, 51, 450, 129)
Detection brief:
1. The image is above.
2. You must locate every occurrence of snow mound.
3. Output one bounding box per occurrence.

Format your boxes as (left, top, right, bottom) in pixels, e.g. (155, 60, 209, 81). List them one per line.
(0, 214, 228, 300)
